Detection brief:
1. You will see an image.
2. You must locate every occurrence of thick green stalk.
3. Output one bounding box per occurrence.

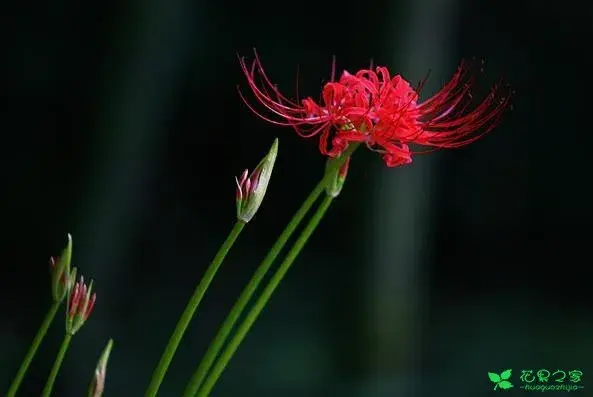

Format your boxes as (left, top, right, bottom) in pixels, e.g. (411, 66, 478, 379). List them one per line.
(41, 333, 72, 397)
(144, 221, 246, 397)
(183, 181, 324, 396)
(6, 301, 60, 397)
(197, 195, 335, 397)
(183, 143, 359, 397)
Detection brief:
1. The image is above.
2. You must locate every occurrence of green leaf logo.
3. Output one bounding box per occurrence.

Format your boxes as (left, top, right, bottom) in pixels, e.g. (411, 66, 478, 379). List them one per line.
(488, 369, 514, 391)
(499, 381, 513, 390)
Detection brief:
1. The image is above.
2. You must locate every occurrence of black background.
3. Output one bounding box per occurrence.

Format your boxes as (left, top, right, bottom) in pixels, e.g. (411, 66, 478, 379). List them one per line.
(1, 0, 591, 396)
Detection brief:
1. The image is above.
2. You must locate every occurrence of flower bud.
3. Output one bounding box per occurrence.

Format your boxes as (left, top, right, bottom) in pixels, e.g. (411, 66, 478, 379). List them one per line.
(324, 156, 351, 197)
(50, 233, 74, 303)
(66, 272, 96, 335)
(88, 339, 114, 397)
(235, 138, 278, 222)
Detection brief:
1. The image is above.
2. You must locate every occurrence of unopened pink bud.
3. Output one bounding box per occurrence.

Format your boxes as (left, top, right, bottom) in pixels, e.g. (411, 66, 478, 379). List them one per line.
(51, 233, 73, 302)
(88, 339, 113, 397)
(66, 272, 96, 335)
(235, 138, 278, 222)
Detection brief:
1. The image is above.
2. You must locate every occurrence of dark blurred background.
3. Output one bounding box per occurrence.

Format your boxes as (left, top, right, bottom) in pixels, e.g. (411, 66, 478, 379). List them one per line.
(1, 0, 592, 396)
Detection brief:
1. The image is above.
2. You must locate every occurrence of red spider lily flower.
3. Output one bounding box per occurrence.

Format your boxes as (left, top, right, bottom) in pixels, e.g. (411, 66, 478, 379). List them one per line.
(66, 272, 96, 335)
(239, 51, 511, 167)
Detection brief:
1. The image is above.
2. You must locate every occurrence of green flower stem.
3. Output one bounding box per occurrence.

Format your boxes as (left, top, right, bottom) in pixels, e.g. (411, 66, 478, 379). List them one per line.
(196, 194, 335, 397)
(144, 220, 246, 397)
(183, 143, 359, 397)
(182, 182, 323, 397)
(41, 333, 72, 397)
(6, 301, 61, 397)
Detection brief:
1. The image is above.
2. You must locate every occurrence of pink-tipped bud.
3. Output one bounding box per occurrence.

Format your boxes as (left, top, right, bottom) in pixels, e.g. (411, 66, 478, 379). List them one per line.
(324, 156, 351, 197)
(88, 338, 113, 397)
(66, 271, 96, 335)
(235, 169, 249, 201)
(51, 233, 74, 303)
(49, 256, 57, 269)
(235, 138, 278, 222)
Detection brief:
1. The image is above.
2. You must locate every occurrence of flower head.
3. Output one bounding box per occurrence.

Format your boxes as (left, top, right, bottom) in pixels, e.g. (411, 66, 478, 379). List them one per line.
(235, 138, 278, 222)
(88, 339, 114, 397)
(239, 51, 511, 167)
(66, 272, 96, 335)
(50, 233, 76, 302)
